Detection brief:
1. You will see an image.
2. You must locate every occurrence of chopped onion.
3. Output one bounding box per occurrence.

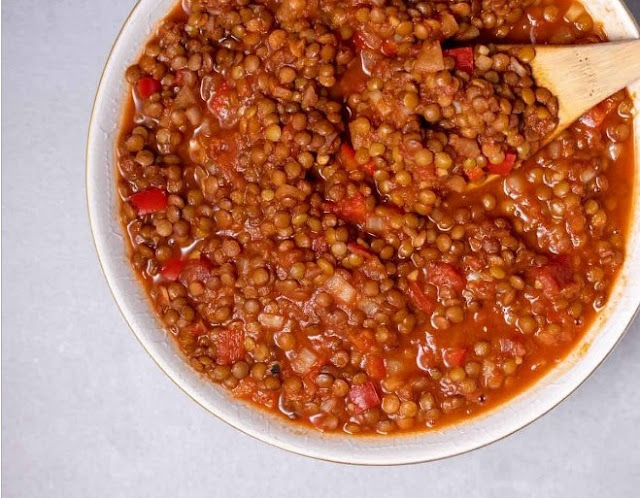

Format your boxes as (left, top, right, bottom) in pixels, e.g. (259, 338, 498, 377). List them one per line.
(291, 347, 318, 374)
(365, 215, 386, 233)
(275, 184, 303, 200)
(368, 90, 383, 103)
(607, 143, 624, 161)
(414, 41, 444, 73)
(450, 135, 480, 157)
(446, 175, 466, 193)
(258, 313, 285, 329)
(200, 75, 214, 102)
(510, 57, 528, 77)
(564, 2, 584, 22)
(174, 85, 197, 109)
(358, 31, 382, 50)
(358, 298, 380, 317)
(236, 257, 250, 277)
(385, 358, 406, 376)
(580, 168, 596, 183)
(440, 12, 459, 37)
(325, 274, 357, 304)
(360, 50, 378, 76)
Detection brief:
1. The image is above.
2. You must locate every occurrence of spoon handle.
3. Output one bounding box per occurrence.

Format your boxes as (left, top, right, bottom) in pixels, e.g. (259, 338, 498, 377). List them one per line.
(531, 39, 640, 137)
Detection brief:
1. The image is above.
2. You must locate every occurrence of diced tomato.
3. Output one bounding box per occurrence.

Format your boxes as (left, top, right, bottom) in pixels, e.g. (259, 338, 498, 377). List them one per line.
(408, 280, 436, 314)
(580, 98, 616, 129)
(443, 347, 466, 368)
(183, 323, 206, 336)
(353, 30, 381, 52)
(417, 345, 437, 370)
(349, 330, 376, 353)
(427, 262, 466, 292)
(353, 31, 366, 52)
(465, 167, 485, 182)
(531, 255, 573, 295)
(326, 193, 368, 224)
(444, 47, 474, 74)
(349, 381, 381, 413)
(233, 378, 278, 408)
(365, 355, 386, 380)
(487, 152, 517, 175)
(160, 258, 186, 281)
(382, 39, 398, 56)
(216, 328, 245, 365)
(361, 161, 376, 175)
(580, 107, 606, 129)
(339, 143, 357, 168)
(312, 235, 329, 253)
(251, 387, 279, 409)
(136, 77, 162, 99)
(208, 82, 230, 116)
(348, 242, 374, 259)
(129, 188, 168, 215)
(499, 338, 526, 357)
(232, 377, 256, 398)
(207, 132, 241, 180)
(339, 143, 375, 175)
(178, 258, 213, 285)
(551, 255, 573, 283)
(532, 266, 561, 294)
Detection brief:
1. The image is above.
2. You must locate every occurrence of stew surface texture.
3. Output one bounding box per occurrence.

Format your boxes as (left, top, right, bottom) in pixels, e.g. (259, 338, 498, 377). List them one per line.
(117, 0, 635, 434)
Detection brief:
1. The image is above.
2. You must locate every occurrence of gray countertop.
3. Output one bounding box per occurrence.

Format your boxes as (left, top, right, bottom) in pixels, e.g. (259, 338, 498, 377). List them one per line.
(3, 1, 640, 496)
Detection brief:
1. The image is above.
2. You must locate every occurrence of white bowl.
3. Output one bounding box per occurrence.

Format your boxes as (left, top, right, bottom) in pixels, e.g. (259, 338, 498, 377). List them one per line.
(87, 0, 640, 465)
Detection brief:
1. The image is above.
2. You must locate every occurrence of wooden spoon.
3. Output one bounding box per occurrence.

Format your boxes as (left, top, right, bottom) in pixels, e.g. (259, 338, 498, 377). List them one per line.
(528, 39, 640, 142)
(468, 39, 640, 190)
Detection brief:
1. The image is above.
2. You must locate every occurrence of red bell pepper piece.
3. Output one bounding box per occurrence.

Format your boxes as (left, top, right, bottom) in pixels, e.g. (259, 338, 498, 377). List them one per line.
(444, 47, 474, 74)
(130, 188, 168, 215)
(160, 258, 186, 281)
(136, 77, 162, 99)
(487, 152, 517, 175)
(349, 381, 381, 413)
(216, 328, 245, 365)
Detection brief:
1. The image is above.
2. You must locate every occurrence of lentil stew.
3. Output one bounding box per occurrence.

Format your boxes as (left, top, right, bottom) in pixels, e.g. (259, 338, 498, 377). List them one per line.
(116, 0, 635, 435)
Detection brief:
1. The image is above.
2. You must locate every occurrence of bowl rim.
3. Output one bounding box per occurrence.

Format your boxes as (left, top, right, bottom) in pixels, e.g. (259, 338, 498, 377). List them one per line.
(87, 0, 640, 465)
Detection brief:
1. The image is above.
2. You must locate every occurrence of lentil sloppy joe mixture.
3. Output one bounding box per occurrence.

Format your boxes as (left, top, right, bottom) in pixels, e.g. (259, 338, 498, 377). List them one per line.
(117, 0, 635, 434)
